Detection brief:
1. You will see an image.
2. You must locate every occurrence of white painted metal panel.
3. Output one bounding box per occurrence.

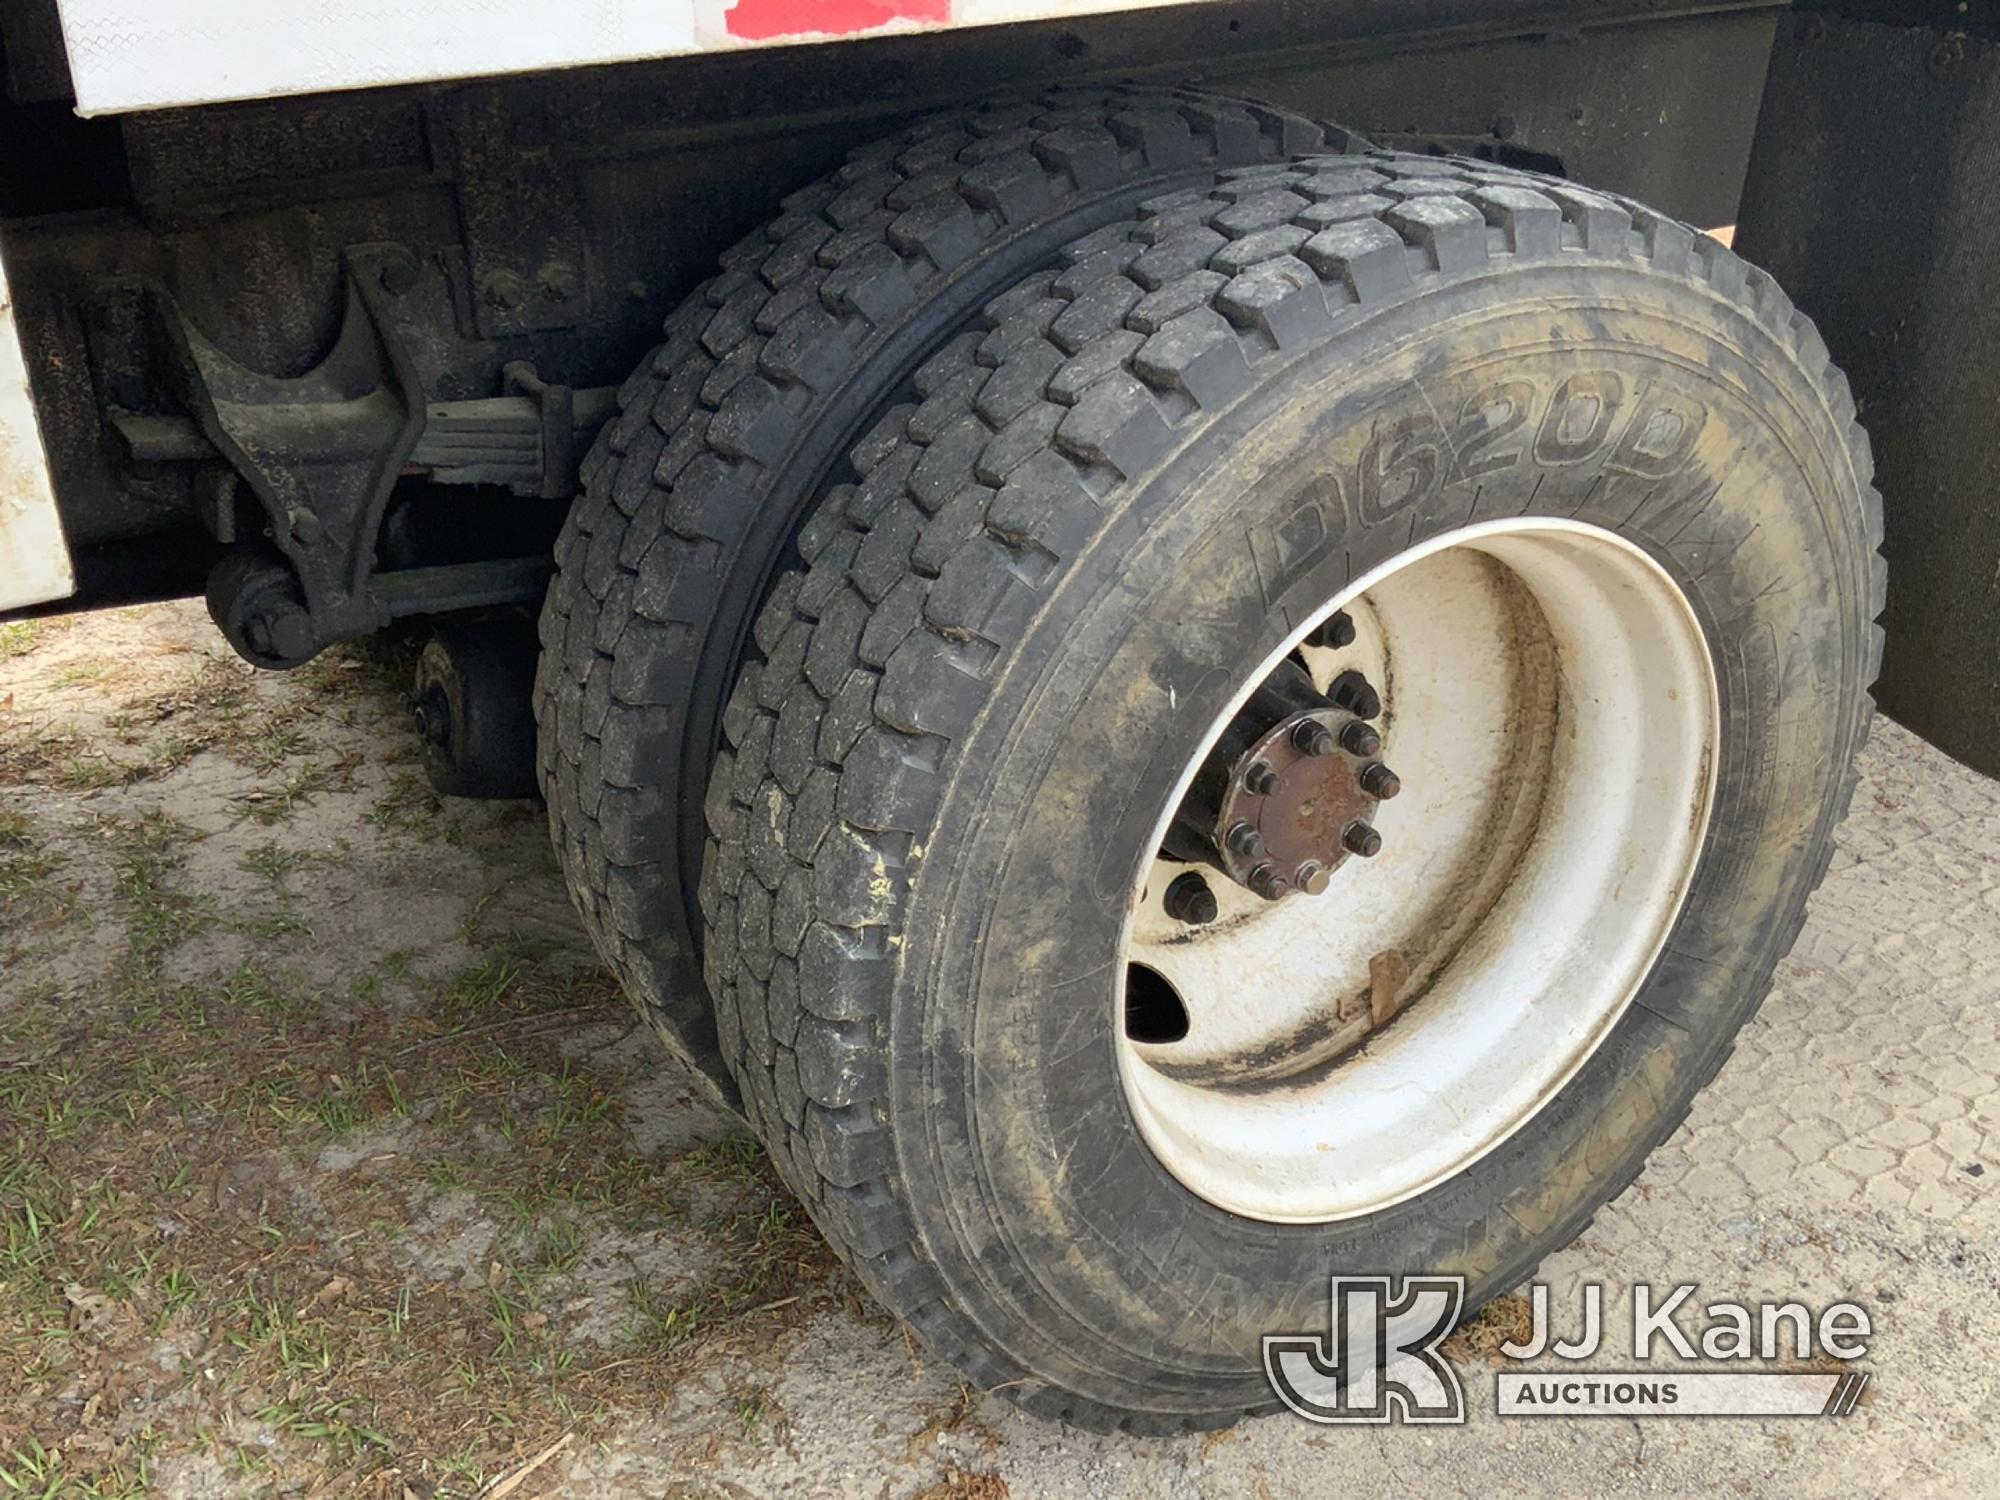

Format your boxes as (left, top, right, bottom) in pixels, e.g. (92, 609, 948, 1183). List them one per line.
(55, 0, 1220, 116)
(55, 0, 702, 115)
(0, 251, 74, 613)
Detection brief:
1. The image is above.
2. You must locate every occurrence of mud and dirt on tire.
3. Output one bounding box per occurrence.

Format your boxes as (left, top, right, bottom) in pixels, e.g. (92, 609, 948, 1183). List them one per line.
(534, 88, 1360, 1098)
(700, 154, 1884, 1430)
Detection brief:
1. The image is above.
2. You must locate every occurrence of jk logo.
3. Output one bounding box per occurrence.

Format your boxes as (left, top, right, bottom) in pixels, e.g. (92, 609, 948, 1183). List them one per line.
(1262, 1275, 1468, 1424)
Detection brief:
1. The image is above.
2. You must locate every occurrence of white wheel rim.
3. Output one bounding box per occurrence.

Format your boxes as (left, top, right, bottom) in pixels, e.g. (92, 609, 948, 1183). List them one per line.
(1116, 518, 1719, 1223)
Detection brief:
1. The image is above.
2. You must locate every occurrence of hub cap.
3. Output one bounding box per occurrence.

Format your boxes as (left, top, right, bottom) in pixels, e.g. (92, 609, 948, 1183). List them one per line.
(1117, 519, 1720, 1223)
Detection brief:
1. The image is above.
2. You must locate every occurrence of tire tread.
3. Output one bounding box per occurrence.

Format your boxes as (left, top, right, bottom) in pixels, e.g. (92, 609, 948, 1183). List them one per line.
(702, 150, 1884, 1430)
(537, 87, 1350, 1091)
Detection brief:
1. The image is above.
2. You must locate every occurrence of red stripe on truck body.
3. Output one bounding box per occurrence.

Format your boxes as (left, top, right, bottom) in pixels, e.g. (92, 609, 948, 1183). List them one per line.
(725, 0, 953, 40)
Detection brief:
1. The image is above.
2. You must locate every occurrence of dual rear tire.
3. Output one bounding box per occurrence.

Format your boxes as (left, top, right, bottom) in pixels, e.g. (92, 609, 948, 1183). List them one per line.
(534, 87, 1352, 1097)
(542, 115, 1882, 1430)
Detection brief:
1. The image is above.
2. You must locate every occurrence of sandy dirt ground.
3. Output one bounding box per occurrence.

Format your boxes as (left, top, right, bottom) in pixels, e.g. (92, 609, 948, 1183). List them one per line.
(0, 600, 1994, 1498)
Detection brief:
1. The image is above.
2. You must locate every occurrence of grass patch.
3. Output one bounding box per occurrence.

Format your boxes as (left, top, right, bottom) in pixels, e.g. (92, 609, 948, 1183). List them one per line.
(227, 753, 359, 826)
(0, 618, 48, 662)
(47, 661, 107, 688)
(235, 907, 313, 941)
(0, 728, 131, 789)
(102, 657, 364, 788)
(0, 934, 843, 1491)
(0, 811, 59, 914)
(368, 768, 452, 839)
(0, 1438, 152, 1498)
(0, 606, 852, 1492)
(0, 725, 211, 791)
(101, 810, 213, 974)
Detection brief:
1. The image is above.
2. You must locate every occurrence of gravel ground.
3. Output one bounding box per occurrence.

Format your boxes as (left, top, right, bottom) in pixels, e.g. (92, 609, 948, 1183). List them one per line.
(0, 600, 1993, 1497)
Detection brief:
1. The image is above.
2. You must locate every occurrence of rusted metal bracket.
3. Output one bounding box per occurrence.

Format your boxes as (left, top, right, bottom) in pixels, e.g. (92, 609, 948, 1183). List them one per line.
(127, 244, 593, 667)
(149, 244, 424, 663)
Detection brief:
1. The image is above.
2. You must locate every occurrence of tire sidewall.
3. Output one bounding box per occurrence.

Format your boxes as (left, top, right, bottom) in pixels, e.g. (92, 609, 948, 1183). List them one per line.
(887, 260, 1873, 1412)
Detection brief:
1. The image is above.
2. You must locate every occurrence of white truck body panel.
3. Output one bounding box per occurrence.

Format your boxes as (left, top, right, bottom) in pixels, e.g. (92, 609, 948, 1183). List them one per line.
(0, 253, 74, 612)
(53, 0, 1212, 116)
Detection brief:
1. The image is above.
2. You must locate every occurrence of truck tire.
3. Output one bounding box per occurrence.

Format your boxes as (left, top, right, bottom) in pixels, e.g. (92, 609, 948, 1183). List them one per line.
(414, 618, 541, 800)
(536, 87, 1356, 1097)
(701, 155, 1882, 1429)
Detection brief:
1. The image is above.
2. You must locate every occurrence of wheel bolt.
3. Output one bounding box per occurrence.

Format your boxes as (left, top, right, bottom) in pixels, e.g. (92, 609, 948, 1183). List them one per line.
(1243, 760, 1279, 796)
(1339, 720, 1381, 757)
(1342, 820, 1383, 858)
(1311, 611, 1356, 650)
(1295, 860, 1331, 895)
(1359, 762, 1402, 800)
(1292, 719, 1338, 757)
(1331, 670, 1382, 720)
(1163, 871, 1219, 925)
(1225, 821, 1265, 859)
(1248, 863, 1288, 901)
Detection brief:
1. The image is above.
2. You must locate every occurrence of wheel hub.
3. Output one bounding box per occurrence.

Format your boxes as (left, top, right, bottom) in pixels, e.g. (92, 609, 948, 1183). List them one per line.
(1169, 648, 1400, 904)
(1215, 706, 1387, 899)
(414, 682, 453, 751)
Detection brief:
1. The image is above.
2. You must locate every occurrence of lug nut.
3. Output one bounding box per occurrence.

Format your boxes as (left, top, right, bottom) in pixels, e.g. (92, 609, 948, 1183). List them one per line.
(1339, 720, 1382, 758)
(1292, 719, 1338, 757)
(1225, 821, 1265, 859)
(1295, 860, 1331, 895)
(1359, 762, 1402, 800)
(1311, 611, 1357, 650)
(1163, 871, 1219, 925)
(1243, 760, 1279, 796)
(1331, 670, 1382, 721)
(1342, 820, 1383, 858)
(1248, 863, 1288, 901)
